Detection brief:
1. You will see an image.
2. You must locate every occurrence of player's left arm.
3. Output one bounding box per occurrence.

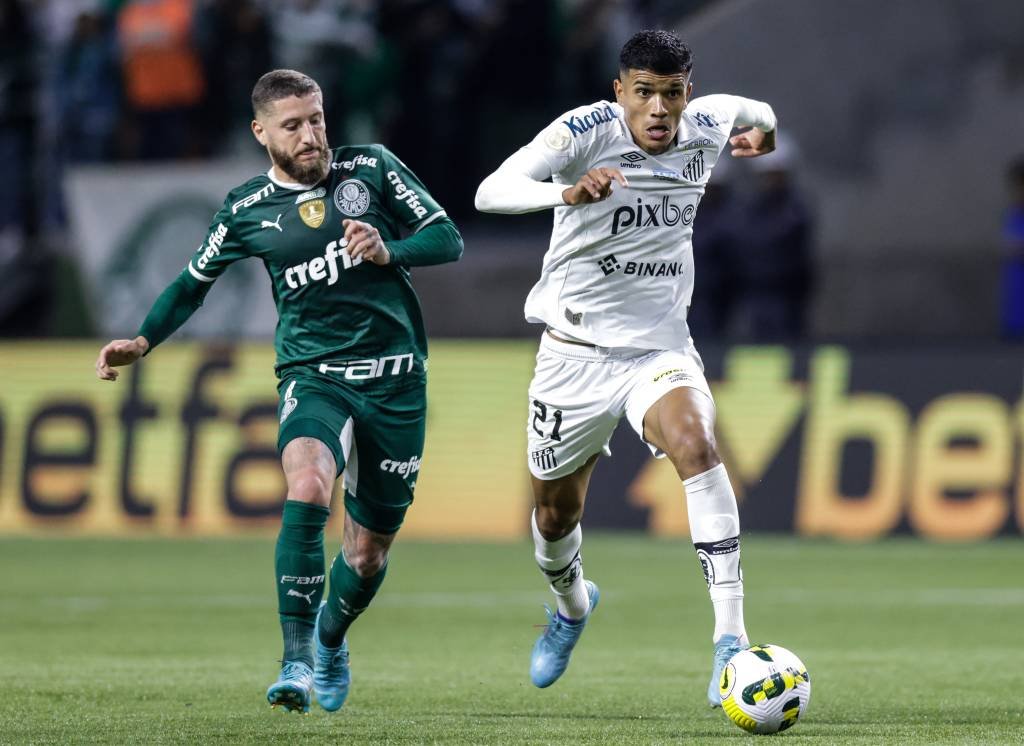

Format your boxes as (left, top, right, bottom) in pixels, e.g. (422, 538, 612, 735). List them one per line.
(727, 95, 778, 158)
(343, 217, 463, 267)
(351, 145, 463, 267)
(697, 94, 778, 158)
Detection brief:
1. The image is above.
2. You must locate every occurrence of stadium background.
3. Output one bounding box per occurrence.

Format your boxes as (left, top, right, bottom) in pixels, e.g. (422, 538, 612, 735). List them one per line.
(2, 0, 1022, 539)
(1, 2, 1024, 743)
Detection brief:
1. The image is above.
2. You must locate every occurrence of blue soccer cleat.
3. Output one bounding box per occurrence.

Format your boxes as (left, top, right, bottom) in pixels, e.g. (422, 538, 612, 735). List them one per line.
(313, 602, 351, 712)
(707, 633, 748, 707)
(530, 580, 600, 688)
(266, 660, 314, 713)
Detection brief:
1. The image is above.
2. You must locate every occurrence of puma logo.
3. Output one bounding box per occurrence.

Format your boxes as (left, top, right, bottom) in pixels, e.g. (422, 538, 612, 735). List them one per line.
(261, 214, 283, 232)
(287, 588, 313, 605)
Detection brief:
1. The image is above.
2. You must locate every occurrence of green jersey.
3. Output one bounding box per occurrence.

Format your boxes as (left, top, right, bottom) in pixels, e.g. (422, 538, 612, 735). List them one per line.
(138, 144, 462, 381)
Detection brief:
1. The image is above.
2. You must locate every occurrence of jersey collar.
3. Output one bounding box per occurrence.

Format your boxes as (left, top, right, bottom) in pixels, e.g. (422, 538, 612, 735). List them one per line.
(265, 162, 334, 191)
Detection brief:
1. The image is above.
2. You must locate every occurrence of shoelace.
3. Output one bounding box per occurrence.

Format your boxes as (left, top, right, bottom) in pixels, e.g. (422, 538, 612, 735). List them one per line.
(280, 661, 310, 681)
(536, 604, 583, 646)
(316, 648, 349, 685)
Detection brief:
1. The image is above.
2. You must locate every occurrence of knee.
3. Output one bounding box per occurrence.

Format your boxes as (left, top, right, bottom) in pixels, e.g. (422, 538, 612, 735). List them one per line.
(286, 467, 333, 507)
(534, 503, 582, 541)
(344, 546, 388, 578)
(663, 415, 720, 480)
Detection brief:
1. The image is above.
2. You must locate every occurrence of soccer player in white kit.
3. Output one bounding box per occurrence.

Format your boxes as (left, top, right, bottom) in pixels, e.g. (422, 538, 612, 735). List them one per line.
(475, 29, 778, 705)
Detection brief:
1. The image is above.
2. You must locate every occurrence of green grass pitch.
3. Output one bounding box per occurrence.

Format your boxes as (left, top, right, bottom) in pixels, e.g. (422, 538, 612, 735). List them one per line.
(1, 535, 1022, 744)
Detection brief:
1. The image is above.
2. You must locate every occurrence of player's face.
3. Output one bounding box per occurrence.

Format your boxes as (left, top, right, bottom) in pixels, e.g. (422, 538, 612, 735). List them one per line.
(252, 93, 330, 184)
(613, 69, 691, 155)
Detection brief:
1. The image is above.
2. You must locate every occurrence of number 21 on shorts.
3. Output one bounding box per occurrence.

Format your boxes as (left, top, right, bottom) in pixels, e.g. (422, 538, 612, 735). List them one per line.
(532, 400, 564, 441)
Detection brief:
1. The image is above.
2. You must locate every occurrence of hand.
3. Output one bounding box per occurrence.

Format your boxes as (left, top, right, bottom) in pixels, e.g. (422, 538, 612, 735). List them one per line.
(343, 219, 391, 265)
(562, 167, 629, 206)
(96, 336, 149, 381)
(730, 127, 776, 158)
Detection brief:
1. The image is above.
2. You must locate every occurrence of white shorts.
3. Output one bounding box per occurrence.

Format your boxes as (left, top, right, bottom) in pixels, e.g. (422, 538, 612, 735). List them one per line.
(526, 331, 714, 480)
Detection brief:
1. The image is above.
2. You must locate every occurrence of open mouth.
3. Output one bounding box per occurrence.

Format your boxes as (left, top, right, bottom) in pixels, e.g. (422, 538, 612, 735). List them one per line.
(297, 149, 320, 161)
(646, 125, 670, 141)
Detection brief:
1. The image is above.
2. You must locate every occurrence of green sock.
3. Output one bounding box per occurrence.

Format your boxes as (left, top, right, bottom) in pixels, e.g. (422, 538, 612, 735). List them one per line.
(319, 551, 388, 648)
(275, 500, 330, 667)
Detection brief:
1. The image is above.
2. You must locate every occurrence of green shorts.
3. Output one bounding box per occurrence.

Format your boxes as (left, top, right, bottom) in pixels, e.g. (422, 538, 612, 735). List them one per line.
(276, 365, 426, 534)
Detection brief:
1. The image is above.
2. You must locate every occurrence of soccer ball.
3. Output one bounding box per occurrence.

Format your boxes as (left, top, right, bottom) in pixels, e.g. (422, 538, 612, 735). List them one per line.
(719, 644, 811, 734)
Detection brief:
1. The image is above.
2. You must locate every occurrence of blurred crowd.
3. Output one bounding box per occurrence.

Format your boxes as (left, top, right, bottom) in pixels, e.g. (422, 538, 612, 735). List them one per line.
(1, 0, 823, 341)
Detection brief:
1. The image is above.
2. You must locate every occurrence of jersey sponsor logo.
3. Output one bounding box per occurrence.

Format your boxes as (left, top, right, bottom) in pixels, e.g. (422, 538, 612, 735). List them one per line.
(279, 574, 325, 585)
(295, 187, 326, 204)
(680, 137, 715, 151)
(654, 168, 681, 181)
(260, 214, 283, 232)
(653, 368, 684, 382)
(299, 199, 326, 228)
(334, 179, 370, 216)
(379, 455, 421, 477)
(195, 222, 228, 270)
(284, 238, 361, 289)
(598, 254, 621, 275)
(564, 306, 582, 325)
(231, 183, 275, 214)
(319, 353, 415, 380)
(330, 154, 378, 171)
(681, 150, 705, 181)
(693, 112, 719, 128)
(386, 170, 429, 220)
(562, 104, 615, 137)
(623, 260, 686, 278)
(611, 197, 695, 235)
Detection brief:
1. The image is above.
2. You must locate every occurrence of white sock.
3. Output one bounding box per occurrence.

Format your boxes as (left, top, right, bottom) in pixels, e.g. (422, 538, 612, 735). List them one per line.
(683, 463, 747, 643)
(531, 510, 590, 620)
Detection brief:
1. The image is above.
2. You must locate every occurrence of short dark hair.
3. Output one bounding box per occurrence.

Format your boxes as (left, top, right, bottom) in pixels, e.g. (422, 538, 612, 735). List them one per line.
(619, 30, 693, 77)
(251, 69, 321, 117)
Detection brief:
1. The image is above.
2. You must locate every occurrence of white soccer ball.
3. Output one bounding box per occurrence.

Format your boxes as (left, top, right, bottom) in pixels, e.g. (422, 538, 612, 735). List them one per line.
(719, 644, 811, 734)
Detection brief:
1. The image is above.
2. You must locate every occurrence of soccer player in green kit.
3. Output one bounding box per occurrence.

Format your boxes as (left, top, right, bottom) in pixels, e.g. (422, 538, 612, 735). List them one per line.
(95, 70, 463, 714)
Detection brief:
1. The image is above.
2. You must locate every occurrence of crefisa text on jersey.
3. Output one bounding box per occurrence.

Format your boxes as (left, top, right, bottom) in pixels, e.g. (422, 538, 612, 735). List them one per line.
(387, 170, 428, 219)
(331, 154, 379, 170)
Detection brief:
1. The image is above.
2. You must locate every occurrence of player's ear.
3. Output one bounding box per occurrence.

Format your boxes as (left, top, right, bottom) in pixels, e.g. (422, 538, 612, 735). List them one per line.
(613, 76, 624, 103)
(251, 119, 266, 146)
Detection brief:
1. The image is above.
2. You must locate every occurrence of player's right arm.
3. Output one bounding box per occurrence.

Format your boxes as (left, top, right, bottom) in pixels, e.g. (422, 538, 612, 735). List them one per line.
(474, 108, 627, 214)
(95, 202, 246, 381)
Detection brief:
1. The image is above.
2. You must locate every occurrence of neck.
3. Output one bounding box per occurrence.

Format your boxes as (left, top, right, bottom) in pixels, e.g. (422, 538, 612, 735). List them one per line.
(271, 163, 302, 186)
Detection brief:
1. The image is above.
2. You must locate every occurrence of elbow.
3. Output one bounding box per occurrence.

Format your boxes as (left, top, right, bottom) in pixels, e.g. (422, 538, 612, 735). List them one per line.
(447, 224, 465, 262)
(474, 178, 497, 213)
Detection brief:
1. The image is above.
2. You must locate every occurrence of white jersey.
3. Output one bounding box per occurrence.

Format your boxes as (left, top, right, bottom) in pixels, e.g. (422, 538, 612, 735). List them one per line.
(476, 95, 776, 350)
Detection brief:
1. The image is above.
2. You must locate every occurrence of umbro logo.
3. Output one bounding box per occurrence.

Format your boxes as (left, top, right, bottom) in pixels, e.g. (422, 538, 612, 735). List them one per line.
(620, 151, 646, 169)
(261, 214, 283, 232)
(598, 254, 621, 276)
